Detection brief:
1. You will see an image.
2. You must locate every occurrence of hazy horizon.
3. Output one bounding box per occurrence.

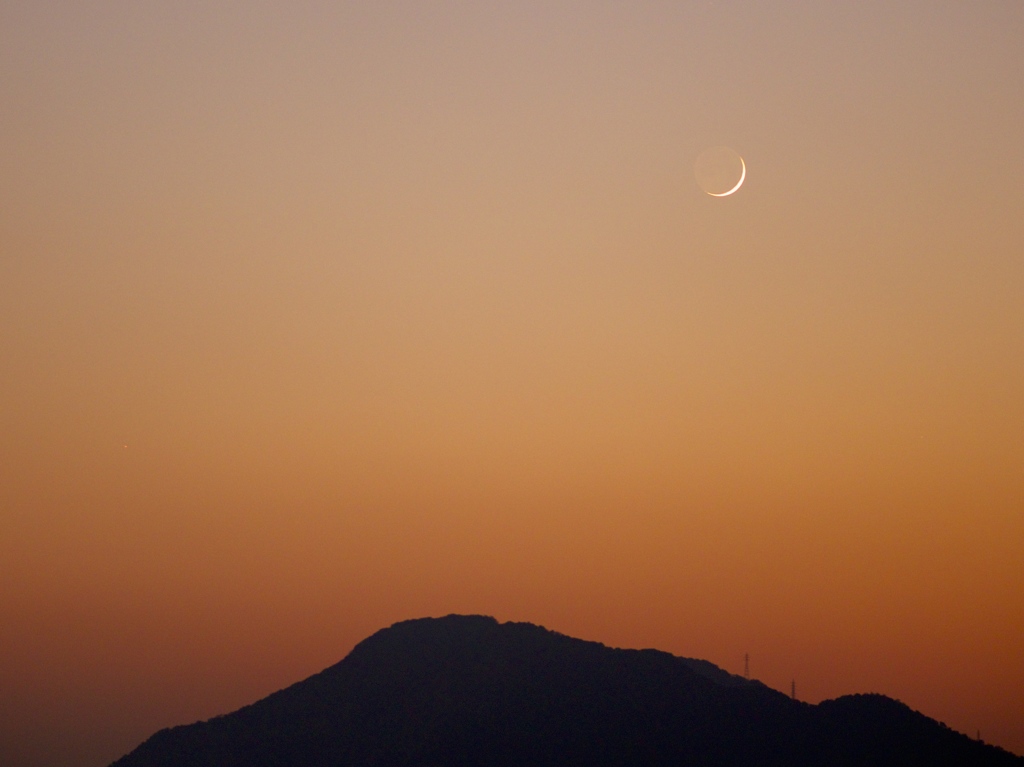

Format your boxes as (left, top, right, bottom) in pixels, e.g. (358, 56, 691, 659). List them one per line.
(2, 2, 1022, 765)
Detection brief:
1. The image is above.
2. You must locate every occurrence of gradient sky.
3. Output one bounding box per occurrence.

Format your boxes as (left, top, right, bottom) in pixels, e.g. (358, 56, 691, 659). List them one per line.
(2, 2, 1022, 765)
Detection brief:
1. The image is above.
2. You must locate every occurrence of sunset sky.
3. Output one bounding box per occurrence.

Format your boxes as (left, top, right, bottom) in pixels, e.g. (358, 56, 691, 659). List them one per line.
(2, 2, 1022, 765)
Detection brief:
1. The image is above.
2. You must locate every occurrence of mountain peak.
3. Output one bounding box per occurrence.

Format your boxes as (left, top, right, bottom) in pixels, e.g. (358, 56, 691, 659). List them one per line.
(112, 615, 1021, 766)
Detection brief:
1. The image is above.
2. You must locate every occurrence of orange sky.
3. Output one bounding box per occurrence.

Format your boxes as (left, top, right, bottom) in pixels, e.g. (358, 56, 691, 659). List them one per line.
(2, 2, 1023, 764)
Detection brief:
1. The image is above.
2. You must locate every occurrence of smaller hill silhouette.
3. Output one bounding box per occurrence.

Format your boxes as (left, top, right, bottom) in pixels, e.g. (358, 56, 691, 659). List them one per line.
(111, 615, 1021, 766)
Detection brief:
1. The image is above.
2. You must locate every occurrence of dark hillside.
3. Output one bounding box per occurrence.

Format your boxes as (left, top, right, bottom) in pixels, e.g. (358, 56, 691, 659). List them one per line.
(112, 615, 1021, 767)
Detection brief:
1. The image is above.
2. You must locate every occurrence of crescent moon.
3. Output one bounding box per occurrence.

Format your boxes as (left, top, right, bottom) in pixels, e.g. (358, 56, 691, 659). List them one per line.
(707, 157, 745, 197)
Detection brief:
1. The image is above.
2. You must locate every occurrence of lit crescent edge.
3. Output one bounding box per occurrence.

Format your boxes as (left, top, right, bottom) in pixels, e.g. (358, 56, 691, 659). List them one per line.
(707, 157, 746, 197)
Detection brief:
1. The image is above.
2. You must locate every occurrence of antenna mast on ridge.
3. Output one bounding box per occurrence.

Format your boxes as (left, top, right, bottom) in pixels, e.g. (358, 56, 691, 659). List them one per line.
(744, 653, 749, 679)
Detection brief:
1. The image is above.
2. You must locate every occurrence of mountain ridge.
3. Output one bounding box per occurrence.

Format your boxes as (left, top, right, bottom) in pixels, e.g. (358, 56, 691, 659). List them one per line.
(111, 614, 1021, 766)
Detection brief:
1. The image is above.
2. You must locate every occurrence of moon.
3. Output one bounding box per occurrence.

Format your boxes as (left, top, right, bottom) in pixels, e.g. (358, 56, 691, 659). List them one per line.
(707, 157, 745, 197)
(694, 146, 746, 197)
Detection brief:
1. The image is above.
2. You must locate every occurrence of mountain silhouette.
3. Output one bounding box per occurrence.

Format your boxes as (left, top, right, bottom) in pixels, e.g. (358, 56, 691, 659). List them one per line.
(111, 614, 1020, 766)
